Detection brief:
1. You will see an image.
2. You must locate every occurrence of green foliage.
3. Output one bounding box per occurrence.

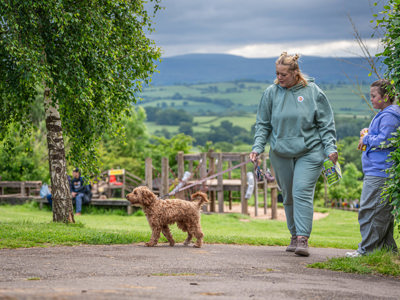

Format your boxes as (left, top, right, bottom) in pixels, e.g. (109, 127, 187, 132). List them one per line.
(0, 123, 49, 182)
(375, 0, 400, 90)
(148, 133, 194, 175)
(0, 0, 161, 176)
(0, 104, 194, 181)
(382, 128, 400, 218)
(375, 1, 400, 224)
(178, 122, 193, 136)
(338, 136, 363, 173)
(194, 120, 252, 146)
(335, 116, 371, 140)
(100, 107, 149, 177)
(145, 107, 194, 125)
(99, 107, 194, 178)
(328, 163, 363, 200)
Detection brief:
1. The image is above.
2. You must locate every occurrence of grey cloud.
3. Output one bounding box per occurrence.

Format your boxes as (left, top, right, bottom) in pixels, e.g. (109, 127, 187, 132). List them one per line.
(148, 0, 383, 56)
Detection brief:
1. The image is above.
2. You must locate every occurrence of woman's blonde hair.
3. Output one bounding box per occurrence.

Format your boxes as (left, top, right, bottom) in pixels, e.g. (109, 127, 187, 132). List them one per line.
(274, 52, 308, 87)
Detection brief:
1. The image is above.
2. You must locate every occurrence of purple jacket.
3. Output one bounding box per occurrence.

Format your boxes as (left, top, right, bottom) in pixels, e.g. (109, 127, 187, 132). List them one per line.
(362, 105, 400, 177)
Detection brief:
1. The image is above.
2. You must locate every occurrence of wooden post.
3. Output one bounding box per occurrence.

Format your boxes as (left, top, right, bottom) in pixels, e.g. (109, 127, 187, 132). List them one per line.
(208, 150, 215, 211)
(270, 166, 277, 220)
(253, 154, 259, 217)
(177, 151, 184, 180)
(240, 154, 248, 215)
(200, 152, 207, 212)
(263, 155, 268, 215)
(217, 152, 224, 213)
(121, 170, 126, 199)
(176, 151, 185, 199)
(208, 150, 215, 174)
(324, 176, 328, 207)
(209, 191, 215, 212)
(161, 157, 169, 197)
(271, 187, 277, 220)
(107, 172, 111, 198)
(21, 182, 26, 196)
(145, 157, 153, 190)
(200, 152, 207, 186)
(228, 161, 232, 210)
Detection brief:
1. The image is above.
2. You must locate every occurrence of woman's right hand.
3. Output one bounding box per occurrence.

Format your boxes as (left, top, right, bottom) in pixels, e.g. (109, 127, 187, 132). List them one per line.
(249, 151, 259, 162)
(358, 128, 368, 150)
(357, 136, 365, 150)
(360, 128, 368, 137)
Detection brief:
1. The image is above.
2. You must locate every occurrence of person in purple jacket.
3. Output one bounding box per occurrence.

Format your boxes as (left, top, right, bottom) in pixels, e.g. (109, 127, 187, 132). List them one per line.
(346, 79, 400, 257)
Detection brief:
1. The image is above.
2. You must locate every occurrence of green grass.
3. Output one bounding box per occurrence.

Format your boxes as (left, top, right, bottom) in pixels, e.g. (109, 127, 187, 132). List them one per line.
(145, 114, 257, 135)
(309, 249, 400, 277)
(139, 81, 375, 136)
(0, 202, 362, 249)
(139, 81, 372, 115)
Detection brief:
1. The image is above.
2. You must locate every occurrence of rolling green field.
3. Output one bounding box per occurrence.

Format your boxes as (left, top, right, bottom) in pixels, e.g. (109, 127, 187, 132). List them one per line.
(139, 81, 373, 135)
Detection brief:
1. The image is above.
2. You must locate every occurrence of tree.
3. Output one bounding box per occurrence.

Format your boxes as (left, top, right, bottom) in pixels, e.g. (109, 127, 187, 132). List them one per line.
(0, 0, 161, 222)
(148, 134, 194, 174)
(375, 1, 400, 222)
(178, 122, 194, 136)
(99, 107, 149, 178)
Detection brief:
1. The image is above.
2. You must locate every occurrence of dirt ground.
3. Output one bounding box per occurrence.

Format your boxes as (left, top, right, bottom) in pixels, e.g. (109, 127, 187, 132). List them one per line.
(223, 203, 328, 221)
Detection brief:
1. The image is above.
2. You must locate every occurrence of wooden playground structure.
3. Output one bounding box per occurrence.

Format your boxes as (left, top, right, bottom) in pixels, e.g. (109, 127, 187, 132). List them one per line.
(0, 151, 281, 218)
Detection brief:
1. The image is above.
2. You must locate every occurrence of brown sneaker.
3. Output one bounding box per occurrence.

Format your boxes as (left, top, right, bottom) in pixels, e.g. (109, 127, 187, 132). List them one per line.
(295, 236, 310, 257)
(286, 235, 297, 252)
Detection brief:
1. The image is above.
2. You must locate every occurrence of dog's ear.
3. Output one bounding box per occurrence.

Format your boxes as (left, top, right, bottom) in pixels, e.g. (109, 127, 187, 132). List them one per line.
(191, 191, 209, 203)
(141, 187, 157, 206)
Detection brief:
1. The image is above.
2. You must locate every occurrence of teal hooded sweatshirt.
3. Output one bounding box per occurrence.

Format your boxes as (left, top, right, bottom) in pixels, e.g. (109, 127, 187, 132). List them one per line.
(252, 79, 337, 158)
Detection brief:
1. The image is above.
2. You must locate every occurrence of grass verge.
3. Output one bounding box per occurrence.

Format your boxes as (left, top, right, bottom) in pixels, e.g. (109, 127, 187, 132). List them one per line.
(0, 202, 361, 249)
(309, 249, 400, 277)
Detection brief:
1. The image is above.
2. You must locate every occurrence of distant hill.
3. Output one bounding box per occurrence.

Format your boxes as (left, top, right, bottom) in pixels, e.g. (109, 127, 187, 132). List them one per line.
(150, 53, 381, 85)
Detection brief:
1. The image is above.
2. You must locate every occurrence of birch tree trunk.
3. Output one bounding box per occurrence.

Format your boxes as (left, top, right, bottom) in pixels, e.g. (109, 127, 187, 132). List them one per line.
(44, 87, 75, 223)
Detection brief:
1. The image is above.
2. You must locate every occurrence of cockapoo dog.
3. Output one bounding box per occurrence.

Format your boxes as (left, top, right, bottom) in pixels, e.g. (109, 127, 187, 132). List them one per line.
(126, 186, 209, 248)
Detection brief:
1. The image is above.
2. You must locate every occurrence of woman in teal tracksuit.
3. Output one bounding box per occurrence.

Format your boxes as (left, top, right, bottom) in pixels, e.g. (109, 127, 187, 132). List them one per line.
(250, 52, 338, 256)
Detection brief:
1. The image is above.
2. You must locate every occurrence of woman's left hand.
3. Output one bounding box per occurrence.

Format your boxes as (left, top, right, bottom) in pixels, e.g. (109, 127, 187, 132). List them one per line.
(328, 152, 338, 165)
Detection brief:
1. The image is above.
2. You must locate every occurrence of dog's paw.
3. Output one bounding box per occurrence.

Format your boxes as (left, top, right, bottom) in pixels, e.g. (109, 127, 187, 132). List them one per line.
(145, 242, 156, 247)
(169, 241, 175, 247)
(193, 244, 202, 248)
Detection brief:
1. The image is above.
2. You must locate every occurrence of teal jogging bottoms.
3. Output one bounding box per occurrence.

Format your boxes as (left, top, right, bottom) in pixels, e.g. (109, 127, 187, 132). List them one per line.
(270, 145, 325, 237)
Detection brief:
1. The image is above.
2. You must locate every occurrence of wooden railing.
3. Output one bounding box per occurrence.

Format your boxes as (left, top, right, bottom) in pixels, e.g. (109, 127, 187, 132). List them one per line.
(0, 181, 42, 197)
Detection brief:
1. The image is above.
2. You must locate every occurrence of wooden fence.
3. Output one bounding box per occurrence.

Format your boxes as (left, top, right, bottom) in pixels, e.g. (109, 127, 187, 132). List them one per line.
(1, 152, 281, 218)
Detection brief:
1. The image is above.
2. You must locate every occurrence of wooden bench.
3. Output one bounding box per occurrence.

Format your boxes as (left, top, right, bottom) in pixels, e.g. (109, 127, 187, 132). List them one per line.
(0, 195, 135, 214)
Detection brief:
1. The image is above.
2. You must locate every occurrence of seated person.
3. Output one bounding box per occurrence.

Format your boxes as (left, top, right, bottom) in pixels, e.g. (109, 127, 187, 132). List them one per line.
(70, 168, 92, 216)
(41, 176, 72, 209)
(40, 182, 53, 208)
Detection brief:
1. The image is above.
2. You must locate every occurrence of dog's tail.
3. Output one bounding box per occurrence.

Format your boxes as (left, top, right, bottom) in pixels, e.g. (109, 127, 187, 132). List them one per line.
(191, 191, 209, 208)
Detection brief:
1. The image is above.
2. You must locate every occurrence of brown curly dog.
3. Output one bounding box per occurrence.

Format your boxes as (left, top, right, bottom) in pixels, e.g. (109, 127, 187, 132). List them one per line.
(126, 186, 209, 248)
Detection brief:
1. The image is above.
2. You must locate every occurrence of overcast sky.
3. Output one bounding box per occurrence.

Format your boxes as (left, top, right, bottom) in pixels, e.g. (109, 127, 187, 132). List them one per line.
(148, 0, 385, 58)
